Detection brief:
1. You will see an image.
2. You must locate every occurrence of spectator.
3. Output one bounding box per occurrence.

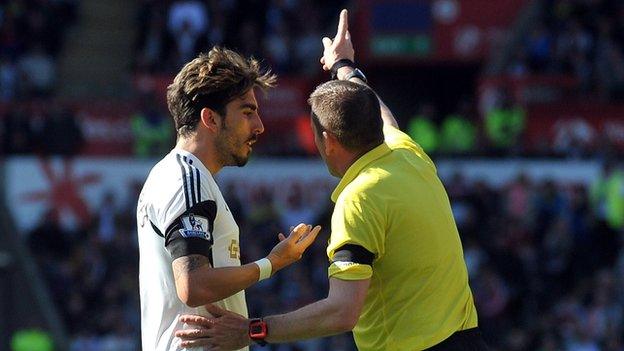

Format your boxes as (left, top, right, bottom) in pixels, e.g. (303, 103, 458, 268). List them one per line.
(17, 45, 56, 98)
(407, 103, 439, 154)
(130, 95, 172, 157)
(167, 0, 208, 37)
(11, 329, 54, 351)
(2, 104, 33, 154)
(167, 0, 208, 66)
(594, 20, 624, 101)
(485, 91, 526, 155)
(525, 25, 553, 72)
(96, 192, 118, 244)
(135, 9, 171, 73)
(439, 101, 477, 155)
(278, 182, 317, 233)
(590, 161, 624, 268)
(41, 102, 84, 156)
(0, 57, 18, 101)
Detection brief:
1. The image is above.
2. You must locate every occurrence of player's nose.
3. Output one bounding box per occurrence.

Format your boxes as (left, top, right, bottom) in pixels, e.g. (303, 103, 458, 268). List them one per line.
(253, 113, 265, 135)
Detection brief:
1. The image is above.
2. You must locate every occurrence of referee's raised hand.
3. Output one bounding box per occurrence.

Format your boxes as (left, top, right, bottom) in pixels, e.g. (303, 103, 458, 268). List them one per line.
(320, 9, 355, 71)
(266, 223, 321, 273)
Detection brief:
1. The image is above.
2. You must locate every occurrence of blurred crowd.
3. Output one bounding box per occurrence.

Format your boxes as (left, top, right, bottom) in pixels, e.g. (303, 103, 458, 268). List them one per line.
(23, 161, 624, 351)
(1, 101, 84, 156)
(406, 95, 528, 158)
(27, 187, 142, 351)
(509, 0, 624, 101)
(0, 0, 78, 101)
(134, 0, 346, 76)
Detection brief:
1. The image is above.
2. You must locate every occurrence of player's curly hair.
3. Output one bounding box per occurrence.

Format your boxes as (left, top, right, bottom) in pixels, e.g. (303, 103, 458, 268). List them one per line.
(167, 47, 276, 137)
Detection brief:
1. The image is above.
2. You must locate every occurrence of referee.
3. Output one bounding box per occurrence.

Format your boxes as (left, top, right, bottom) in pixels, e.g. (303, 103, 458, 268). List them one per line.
(175, 10, 488, 351)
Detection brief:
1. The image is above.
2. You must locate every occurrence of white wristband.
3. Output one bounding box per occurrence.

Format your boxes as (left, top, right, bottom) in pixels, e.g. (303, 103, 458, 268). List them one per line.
(254, 258, 272, 281)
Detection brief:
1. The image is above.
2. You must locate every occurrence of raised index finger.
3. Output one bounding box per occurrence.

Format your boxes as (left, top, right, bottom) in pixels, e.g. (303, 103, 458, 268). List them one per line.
(335, 9, 349, 40)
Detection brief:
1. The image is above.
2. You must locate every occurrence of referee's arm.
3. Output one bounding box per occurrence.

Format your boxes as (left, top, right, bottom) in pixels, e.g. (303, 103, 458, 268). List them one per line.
(263, 277, 370, 342)
(321, 9, 399, 129)
(176, 277, 370, 348)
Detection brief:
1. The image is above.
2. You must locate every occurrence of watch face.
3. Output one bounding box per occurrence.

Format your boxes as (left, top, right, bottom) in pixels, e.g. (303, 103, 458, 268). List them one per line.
(249, 320, 267, 338)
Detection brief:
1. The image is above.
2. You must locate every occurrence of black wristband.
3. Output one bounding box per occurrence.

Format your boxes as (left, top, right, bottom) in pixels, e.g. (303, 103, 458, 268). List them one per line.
(330, 59, 355, 80)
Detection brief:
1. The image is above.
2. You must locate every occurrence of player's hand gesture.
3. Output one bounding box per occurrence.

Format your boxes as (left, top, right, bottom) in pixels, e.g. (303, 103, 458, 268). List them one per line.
(176, 304, 250, 350)
(321, 9, 355, 71)
(267, 223, 321, 272)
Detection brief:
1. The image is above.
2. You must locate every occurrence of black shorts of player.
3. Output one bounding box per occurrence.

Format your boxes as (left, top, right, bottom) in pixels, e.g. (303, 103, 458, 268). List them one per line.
(425, 327, 489, 351)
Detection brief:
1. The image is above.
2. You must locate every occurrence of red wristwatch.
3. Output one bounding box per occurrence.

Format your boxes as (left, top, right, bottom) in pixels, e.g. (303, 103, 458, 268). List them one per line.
(249, 318, 268, 346)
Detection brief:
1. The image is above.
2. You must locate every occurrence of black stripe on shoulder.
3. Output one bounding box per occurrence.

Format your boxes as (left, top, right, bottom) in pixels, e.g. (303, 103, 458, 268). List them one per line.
(183, 156, 197, 206)
(332, 244, 375, 265)
(176, 154, 190, 210)
(150, 220, 164, 238)
(195, 167, 201, 203)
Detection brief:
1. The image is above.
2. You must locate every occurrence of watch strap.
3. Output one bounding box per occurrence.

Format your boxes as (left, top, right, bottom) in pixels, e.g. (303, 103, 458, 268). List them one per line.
(330, 59, 355, 80)
(344, 68, 367, 83)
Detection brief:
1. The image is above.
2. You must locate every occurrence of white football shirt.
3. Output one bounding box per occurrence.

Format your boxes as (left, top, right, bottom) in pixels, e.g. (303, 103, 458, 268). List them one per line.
(137, 148, 248, 351)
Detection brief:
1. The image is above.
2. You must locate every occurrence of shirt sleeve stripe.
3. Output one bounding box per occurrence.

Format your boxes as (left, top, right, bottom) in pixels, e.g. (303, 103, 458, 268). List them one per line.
(182, 156, 197, 206)
(195, 168, 201, 203)
(175, 154, 190, 210)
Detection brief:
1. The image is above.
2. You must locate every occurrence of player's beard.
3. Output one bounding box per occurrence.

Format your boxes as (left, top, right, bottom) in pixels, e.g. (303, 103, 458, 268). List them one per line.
(215, 124, 256, 167)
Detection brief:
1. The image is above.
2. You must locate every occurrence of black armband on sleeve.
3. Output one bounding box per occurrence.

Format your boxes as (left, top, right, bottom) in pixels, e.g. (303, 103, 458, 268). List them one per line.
(165, 200, 217, 260)
(332, 244, 375, 265)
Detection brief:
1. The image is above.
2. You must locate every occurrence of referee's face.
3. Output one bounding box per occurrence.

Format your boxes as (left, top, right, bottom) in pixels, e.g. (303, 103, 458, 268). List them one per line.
(215, 89, 264, 167)
(311, 114, 339, 177)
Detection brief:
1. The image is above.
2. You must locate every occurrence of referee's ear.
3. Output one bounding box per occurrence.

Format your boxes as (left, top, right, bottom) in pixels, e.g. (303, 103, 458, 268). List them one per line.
(200, 107, 220, 133)
(322, 130, 340, 156)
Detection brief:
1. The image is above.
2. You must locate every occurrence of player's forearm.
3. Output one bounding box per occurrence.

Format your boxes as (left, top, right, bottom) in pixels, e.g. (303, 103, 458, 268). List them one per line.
(264, 298, 355, 342)
(337, 67, 399, 128)
(183, 263, 261, 306)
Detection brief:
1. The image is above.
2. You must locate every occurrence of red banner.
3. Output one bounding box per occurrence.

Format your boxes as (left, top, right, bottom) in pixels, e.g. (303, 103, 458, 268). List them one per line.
(527, 103, 624, 152)
(75, 102, 136, 155)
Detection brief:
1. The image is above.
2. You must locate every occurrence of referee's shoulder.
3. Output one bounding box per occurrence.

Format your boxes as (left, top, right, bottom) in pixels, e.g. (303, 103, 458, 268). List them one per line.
(338, 178, 378, 204)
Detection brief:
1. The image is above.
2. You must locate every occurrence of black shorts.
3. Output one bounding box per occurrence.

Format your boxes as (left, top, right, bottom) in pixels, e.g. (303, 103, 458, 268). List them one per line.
(425, 327, 489, 351)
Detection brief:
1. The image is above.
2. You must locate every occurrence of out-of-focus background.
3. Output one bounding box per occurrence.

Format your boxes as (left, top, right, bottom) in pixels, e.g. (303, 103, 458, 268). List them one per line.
(1, 0, 623, 350)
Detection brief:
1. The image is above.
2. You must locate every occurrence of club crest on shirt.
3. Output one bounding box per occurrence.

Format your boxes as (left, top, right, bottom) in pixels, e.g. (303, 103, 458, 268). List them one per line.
(179, 213, 212, 241)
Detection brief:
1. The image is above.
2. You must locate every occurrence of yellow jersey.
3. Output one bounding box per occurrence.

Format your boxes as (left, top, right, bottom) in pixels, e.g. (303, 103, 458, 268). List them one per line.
(327, 125, 478, 351)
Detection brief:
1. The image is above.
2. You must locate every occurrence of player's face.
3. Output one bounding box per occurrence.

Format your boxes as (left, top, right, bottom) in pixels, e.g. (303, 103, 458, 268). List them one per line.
(215, 89, 264, 167)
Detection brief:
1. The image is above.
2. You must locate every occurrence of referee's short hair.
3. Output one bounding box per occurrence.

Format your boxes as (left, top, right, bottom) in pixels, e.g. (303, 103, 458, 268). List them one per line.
(309, 80, 384, 152)
(167, 47, 276, 137)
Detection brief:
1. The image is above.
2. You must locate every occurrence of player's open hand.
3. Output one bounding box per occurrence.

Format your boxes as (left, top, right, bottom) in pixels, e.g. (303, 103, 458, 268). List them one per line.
(267, 223, 321, 272)
(176, 304, 250, 350)
(320, 9, 355, 71)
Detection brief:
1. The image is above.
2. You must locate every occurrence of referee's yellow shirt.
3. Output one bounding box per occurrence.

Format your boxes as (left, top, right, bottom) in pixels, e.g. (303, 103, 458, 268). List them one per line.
(327, 125, 478, 351)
